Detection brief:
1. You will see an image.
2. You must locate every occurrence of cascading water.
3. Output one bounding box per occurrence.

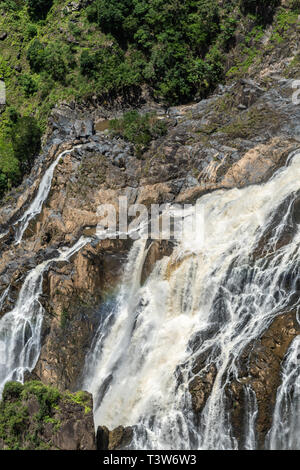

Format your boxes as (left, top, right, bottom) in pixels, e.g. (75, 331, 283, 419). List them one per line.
(83, 151, 300, 450)
(0, 236, 90, 394)
(0, 286, 9, 311)
(0, 142, 92, 394)
(0, 140, 94, 395)
(267, 335, 300, 450)
(14, 145, 83, 244)
(0, 133, 299, 449)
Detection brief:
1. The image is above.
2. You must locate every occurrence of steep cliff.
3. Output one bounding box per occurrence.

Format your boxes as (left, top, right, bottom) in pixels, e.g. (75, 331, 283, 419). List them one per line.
(0, 0, 300, 451)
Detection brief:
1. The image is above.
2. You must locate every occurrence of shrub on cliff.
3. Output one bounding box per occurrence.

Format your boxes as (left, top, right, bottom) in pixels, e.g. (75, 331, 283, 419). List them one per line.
(27, 40, 68, 83)
(0, 381, 95, 450)
(11, 116, 41, 171)
(0, 113, 41, 197)
(109, 110, 167, 155)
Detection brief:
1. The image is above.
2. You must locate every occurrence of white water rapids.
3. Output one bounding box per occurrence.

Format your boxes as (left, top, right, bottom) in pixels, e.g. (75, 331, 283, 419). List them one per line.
(267, 335, 300, 450)
(0, 141, 299, 449)
(82, 151, 300, 450)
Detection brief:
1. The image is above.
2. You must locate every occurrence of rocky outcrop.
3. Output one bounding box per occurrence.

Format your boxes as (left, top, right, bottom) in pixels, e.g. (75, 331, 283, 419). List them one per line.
(96, 425, 133, 450)
(189, 364, 217, 416)
(0, 381, 95, 450)
(33, 239, 129, 391)
(141, 240, 174, 285)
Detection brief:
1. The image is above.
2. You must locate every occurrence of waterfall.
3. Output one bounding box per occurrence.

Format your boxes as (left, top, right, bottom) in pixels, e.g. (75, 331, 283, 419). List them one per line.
(0, 142, 92, 393)
(14, 145, 82, 244)
(0, 236, 90, 394)
(0, 286, 9, 311)
(83, 151, 300, 450)
(267, 336, 300, 450)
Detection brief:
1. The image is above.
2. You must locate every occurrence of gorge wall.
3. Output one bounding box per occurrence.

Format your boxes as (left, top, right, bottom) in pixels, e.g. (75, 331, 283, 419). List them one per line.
(0, 1, 300, 450)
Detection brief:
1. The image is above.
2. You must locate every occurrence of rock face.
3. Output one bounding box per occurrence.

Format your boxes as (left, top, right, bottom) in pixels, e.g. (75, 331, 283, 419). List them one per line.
(229, 311, 300, 449)
(189, 311, 300, 449)
(0, 381, 96, 450)
(34, 239, 130, 391)
(1, 14, 300, 448)
(96, 425, 133, 450)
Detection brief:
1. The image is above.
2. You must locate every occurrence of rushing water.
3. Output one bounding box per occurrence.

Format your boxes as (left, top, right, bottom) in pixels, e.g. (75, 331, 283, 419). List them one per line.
(0, 138, 299, 449)
(0, 236, 90, 394)
(267, 336, 300, 450)
(14, 145, 83, 244)
(0, 143, 89, 392)
(83, 151, 300, 450)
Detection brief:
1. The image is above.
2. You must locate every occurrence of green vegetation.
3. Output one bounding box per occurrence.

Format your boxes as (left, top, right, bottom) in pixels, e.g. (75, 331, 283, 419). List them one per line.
(21, 380, 61, 420)
(109, 110, 167, 154)
(0, 380, 91, 449)
(66, 390, 91, 414)
(220, 105, 280, 138)
(269, 7, 299, 43)
(0, 0, 294, 198)
(0, 113, 41, 197)
(0, 380, 61, 449)
(60, 309, 69, 329)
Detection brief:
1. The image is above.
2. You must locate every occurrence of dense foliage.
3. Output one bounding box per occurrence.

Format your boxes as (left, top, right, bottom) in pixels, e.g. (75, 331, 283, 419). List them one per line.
(0, 113, 41, 198)
(0, 381, 90, 449)
(109, 110, 167, 155)
(85, 0, 225, 103)
(0, 0, 296, 198)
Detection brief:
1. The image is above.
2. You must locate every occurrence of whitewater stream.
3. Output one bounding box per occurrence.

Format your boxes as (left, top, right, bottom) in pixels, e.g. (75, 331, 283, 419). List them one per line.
(0, 143, 87, 392)
(14, 145, 83, 244)
(0, 141, 299, 449)
(83, 150, 300, 450)
(0, 236, 90, 394)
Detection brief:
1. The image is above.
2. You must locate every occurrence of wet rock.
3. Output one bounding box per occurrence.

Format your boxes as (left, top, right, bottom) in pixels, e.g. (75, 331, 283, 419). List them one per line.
(96, 425, 133, 450)
(228, 311, 300, 449)
(33, 239, 130, 390)
(141, 240, 174, 285)
(0, 381, 96, 450)
(189, 364, 217, 415)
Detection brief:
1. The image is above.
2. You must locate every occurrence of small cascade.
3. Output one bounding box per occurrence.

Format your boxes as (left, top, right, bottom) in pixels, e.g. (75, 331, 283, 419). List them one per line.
(244, 385, 258, 450)
(267, 336, 300, 450)
(14, 145, 82, 244)
(0, 236, 90, 394)
(0, 286, 9, 311)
